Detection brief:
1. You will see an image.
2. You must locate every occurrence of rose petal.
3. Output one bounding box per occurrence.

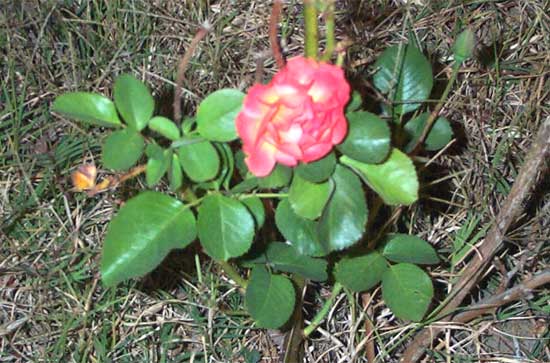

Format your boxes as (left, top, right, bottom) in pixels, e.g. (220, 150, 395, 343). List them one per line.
(245, 142, 277, 177)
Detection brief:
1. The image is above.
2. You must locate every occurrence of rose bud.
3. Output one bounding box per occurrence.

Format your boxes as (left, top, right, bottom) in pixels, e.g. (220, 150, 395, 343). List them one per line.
(71, 164, 97, 191)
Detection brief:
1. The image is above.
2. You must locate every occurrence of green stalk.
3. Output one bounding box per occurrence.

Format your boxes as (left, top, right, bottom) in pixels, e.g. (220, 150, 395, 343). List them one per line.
(321, 1, 335, 62)
(303, 282, 343, 337)
(218, 260, 248, 289)
(304, 0, 318, 59)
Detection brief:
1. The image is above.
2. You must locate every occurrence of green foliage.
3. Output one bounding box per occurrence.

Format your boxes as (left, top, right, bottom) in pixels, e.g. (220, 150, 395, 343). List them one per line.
(275, 199, 327, 257)
(145, 144, 170, 187)
(177, 139, 220, 182)
(257, 164, 292, 188)
(197, 194, 255, 261)
(382, 234, 440, 265)
(288, 174, 332, 220)
(338, 111, 391, 163)
(334, 251, 388, 292)
(373, 43, 433, 115)
(295, 152, 336, 183)
(245, 242, 328, 281)
(102, 129, 144, 171)
(346, 90, 363, 112)
(168, 153, 184, 191)
(113, 74, 154, 131)
(318, 165, 368, 252)
(404, 112, 453, 152)
(197, 88, 244, 142)
(341, 149, 418, 206)
(453, 28, 475, 65)
(382, 263, 434, 321)
(245, 266, 295, 329)
(148, 116, 181, 141)
(241, 196, 265, 229)
(210, 143, 235, 190)
(101, 192, 196, 286)
(49, 27, 463, 345)
(52, 92, 121, 128)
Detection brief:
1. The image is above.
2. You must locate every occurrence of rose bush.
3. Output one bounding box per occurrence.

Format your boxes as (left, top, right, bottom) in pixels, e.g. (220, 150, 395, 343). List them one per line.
(236, 56, 350, 177)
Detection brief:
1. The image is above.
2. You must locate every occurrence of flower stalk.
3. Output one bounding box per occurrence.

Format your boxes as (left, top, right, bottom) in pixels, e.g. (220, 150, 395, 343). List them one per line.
(304, 0, 318, 59)
(321, 0, 335, 61)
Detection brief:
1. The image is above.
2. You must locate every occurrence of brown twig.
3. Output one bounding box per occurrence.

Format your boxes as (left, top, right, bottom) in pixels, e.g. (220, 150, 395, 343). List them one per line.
(173, 25, 210, 124)
(401, 117, 550, 362)
(361, 293, 376, 362)
(452, 269, 550, 325)
(269, 0, 285, 69)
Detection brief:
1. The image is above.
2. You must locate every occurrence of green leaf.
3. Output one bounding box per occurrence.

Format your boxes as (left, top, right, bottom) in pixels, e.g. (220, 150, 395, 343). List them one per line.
(101, 192, 196, 286)
(382, 263, 434, 321)
(241, 196, 265, 229)
(245, 266, 295, 329)
(145, 144, 170, 187)
(168, 153, 183, 191)
(453, 28, 475, 65)
(257, 164, 292, 189)
(197, 88, 245, 142)
(337, 111, 391, 164)
(177, 139, 220, 182)
(148, 116, 181, 141)
(197, 194, 255, 260)
(275, 199, 327, 257)
(334, 251, 388, 292)
(373, 44, 433, 115)
(341, 149, 419, 206)
(245, 242, 328, 281)
(382, 234, 440, 265)
(181, 116, 196, 135)
(199, 143, 234, 190)
(295, 152, 336, 183)
(288, 174, 332, 220)
(404, 112, 453, 152)
(218, 143, 235, 190)
(318, 165, 368, 252)
(231, 177, 259, 194)
(113, 74, 154, 131)
(235, 149, 249, 178)
(346, 90, 362, 113)
(52, 92, 121, 128)
(102, 129, 144, 171)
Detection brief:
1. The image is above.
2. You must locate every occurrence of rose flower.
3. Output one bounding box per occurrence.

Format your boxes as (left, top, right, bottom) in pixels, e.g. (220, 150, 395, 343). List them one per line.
(236, 56, 350, 177)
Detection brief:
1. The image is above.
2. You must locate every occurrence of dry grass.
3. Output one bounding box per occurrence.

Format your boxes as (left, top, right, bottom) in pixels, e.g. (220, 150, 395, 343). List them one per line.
(1, 0, 548, 362)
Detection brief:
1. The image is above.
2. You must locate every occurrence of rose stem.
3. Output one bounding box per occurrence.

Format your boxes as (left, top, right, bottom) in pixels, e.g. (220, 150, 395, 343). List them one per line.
(304, 0, 318, 59)
(217, 260, 248, 289)
(321, 0, 335, 62)
(303, 282, 343, 337)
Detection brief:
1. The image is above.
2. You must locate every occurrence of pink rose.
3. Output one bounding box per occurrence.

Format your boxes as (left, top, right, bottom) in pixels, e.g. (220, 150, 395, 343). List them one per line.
(236, 56, 350, 177)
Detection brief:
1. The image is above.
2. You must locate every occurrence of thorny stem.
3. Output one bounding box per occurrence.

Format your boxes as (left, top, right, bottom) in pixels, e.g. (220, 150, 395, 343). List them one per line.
(304, 0, 318, 59)
(218, 260, 248, 289)
(303, 282, 343, 337)
(321, 1, 335, 62)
